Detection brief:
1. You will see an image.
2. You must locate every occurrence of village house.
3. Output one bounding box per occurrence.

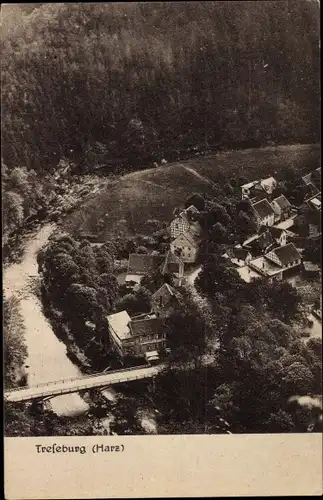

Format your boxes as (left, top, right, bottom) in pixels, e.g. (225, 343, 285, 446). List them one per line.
(125, 254, 165, 287)
(248, 242, 302, 281)
(260, 176, 277, 195)
(301, 167, 321, 191)
(259, 225, 287, 247)
(170, 205, 201, 239)
(151, 283, 182, 318)
(241, 176, 277, 201)
(307, 192, 321, 212)
(265, 242, 302, 271)
(159, 250, 185, 285)
(271, 195, 292, 222)
(230, 246, 252, 266)
(170, 231, 199, 263)
(125, 251, 184, 288)
(243, 230, 274, 256)
(252, 198, 276, 228)
(107, 310, 166, 361)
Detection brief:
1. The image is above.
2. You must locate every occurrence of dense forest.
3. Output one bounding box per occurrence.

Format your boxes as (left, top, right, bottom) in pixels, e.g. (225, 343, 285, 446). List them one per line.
(1, 1, 320, 173)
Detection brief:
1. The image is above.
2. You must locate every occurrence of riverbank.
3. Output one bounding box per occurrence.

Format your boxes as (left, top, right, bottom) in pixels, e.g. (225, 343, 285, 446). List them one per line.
(3, 224, 90, 417)
(3, 223, 159, 433)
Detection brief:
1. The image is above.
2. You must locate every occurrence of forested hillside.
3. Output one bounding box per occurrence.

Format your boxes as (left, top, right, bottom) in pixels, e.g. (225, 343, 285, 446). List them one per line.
(2, 1, 320, 173)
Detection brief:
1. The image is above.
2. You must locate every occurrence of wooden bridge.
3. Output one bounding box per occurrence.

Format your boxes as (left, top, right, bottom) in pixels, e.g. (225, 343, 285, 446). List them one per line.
(4, 364, 166, 403)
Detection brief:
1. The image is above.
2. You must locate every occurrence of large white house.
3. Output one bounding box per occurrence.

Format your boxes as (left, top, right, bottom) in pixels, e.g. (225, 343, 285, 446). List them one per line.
(107, 311, 166, 359)
(170, 231, 199, 263)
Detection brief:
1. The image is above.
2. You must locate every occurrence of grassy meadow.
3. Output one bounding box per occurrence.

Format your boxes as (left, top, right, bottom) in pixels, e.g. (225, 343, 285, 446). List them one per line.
(62, 144, 320, 240)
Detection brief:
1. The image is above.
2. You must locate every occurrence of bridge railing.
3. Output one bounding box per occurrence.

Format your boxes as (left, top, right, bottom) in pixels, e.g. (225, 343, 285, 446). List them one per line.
(4, 364, 156, 393)
(5, 372, 160, 402)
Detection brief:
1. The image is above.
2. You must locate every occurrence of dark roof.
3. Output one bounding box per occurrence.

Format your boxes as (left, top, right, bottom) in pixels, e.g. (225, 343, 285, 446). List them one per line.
(250, 230, 273, 250)
(253, 199, 275, 219)
(271, 243, 302, 266)
(302, 172, 313, 185)
(181, 205, 200, 219)
(159, 250, 183, 275)
(302, 168, 321, 188)
(259, 225, 285, 240)
(129, 318, 163, 338)
(152, 283, 181, 302)
(272, 195, 291, 211)
(232, 246, 251, 260)
(128, 254, 164, 274)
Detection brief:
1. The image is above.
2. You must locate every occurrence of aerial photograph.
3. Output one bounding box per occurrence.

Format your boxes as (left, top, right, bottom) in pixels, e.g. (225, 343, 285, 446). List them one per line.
(2, 1, 322, 437)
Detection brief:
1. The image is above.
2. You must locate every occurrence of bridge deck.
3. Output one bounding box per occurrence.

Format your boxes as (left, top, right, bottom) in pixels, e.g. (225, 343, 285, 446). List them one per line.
(4, 364, 166, 403)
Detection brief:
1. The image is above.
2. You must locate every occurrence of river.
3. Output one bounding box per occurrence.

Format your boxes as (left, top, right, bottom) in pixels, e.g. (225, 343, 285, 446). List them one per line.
(4, 224, 89, 417)
(4, 224, 157, 433)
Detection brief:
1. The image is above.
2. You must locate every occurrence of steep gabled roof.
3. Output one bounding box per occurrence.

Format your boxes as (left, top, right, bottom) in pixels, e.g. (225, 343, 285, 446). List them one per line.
(302, 172, 313, 185)
(268, 243, 302, 267)
(179, 205, 200, 225)
(272, 195, 291, 211)
(128, 254, 164, 275)
(152, 283, 181, 303)
(241, 180, 259, 190)
(260, 176, 277, 192)
(159, 250, 183, 275)
(253, 198, 275, 219)
(259, 225, 285, 240)
(129, 317, 163, 338)
(249, 229, 274, 251)
(232, 246, 251, 261)
(171, 230, 199, 248)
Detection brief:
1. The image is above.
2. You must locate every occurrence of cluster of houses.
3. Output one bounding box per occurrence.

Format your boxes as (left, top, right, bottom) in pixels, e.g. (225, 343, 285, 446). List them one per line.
(107, 205, 202, 363)
(106, 166, 321, 363)
(231, 168, 321, 281)
(124, 204, 201, 288)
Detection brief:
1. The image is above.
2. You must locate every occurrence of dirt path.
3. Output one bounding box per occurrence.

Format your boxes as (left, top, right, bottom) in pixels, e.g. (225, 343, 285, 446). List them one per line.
(179, 163, 217, 190)
(185, 266, 219, 355)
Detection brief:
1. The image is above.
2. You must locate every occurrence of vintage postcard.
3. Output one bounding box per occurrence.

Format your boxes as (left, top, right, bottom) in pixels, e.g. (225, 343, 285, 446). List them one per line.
(2, 2, 322, 498)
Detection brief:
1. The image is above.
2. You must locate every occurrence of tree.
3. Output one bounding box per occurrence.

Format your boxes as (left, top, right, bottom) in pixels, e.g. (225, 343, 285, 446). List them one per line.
(165, 308, 207, 366)
(307, 338, 322, 359)
(282, 362, 315, 395)
(303, 240, 321, 265)
(209, 222, 227, 243)
(263, 409, 295, 433)
(3, 191, 24, 233)
(140, 270, 174, 293)
(185, 193, 205, 211)
(196, 255, 244, 299)
(116, 286, 151, 315)
(266, 281, 302, 323)
(3, 296, 28, 389)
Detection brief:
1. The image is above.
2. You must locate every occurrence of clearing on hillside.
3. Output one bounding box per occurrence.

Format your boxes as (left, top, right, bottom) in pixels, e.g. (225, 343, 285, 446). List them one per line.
(62, 144, 320, 241)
